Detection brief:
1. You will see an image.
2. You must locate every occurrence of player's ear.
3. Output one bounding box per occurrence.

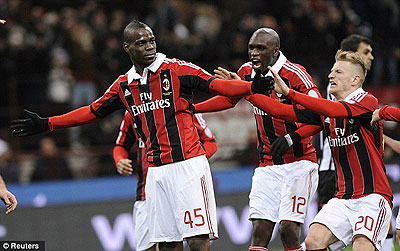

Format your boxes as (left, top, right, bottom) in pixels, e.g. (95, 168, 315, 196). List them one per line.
(123, 42, 129, 52)
(273, 47, 279, 57)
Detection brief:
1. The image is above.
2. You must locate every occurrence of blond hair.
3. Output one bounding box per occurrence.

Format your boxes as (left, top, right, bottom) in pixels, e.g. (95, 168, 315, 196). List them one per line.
(335, 49, 367, 85)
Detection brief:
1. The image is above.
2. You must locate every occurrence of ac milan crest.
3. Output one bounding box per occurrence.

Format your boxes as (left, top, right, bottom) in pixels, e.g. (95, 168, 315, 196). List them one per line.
(162, 78, 170, 91)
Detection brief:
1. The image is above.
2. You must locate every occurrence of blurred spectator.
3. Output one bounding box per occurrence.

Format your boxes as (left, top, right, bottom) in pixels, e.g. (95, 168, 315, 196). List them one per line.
(0, 138, 19, 183)
(47, 47, 74, 106)
(1, 0, 399, 182)
(31, 137, 72, 182)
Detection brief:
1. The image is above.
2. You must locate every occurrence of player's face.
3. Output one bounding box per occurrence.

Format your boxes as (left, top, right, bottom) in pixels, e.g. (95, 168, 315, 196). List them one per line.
(248, 32, 279, 73)
(123, 27, 157, 69)
(328, 61, 356, 100)
(357, 42, 373, 71)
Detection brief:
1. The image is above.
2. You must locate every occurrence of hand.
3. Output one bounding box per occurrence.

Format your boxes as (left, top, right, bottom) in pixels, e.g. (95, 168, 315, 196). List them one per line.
(397, 229, 400, 246)
(117, 159, 133, 176)
(370, 108, 382, 129)
(0, 189, 17, 215)
(0, 20, 5, 25)
(251, 71, 275, 96)
(268, 66, 289, 96)
(10, 109, 50, 136)
(270, 132, 300, 158)
(213, 67, 240, 80)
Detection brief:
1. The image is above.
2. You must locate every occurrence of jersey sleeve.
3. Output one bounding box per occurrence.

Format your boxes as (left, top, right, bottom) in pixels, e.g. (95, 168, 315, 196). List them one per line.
(194, 114, 218, 158)
(194, 96, 241, 113)
(172, 59, 253, 97)
(247, 94, 323, 126)
(283, 63, 321, 98)
(379, 105, 400, 122)
(90, 77, 126, 118)
(339, 94, 378, 118)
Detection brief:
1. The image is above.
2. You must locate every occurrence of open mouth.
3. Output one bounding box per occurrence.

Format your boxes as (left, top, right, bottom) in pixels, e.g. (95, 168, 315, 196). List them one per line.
(330, 81, 337, 87)
(251, 59, 262, 68)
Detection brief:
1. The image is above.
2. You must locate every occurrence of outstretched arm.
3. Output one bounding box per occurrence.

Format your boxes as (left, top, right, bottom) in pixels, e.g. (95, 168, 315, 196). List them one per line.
(371, 106, 400, 128)
(270, 66, 349, 118)
(11, 106, 98, 136)
(246, 94, 298, 121)
(194, 96, 241, 113)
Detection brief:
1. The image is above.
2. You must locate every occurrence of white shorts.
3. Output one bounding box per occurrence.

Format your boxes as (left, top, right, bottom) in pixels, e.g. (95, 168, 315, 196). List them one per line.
(145, 155, 218, 242)
(312, 194, 392, 250)
(249, 160, 318, 224)
(133, 200, 156, 251)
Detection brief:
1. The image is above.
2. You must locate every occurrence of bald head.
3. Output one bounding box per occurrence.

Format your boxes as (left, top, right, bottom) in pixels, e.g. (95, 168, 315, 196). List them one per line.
(252, 28, 280, 49)
(248, 28, 280, 73)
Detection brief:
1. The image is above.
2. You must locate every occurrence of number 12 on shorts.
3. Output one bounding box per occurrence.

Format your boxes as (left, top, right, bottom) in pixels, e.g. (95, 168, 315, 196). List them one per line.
(291, 196, 306, 214)
(184, 208, 205, 228)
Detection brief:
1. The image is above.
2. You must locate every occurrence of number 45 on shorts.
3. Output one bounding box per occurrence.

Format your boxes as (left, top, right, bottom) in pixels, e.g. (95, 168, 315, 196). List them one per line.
(184, 208, 205, 228)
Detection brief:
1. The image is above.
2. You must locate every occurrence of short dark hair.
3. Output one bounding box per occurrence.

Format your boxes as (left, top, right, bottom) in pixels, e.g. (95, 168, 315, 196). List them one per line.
(124, 20, 150, 43)
(340, 34, 371, 52)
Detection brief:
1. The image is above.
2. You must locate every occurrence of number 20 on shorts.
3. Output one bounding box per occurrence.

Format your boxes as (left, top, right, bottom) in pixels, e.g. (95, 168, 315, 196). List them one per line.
(184, 208, 205, 228)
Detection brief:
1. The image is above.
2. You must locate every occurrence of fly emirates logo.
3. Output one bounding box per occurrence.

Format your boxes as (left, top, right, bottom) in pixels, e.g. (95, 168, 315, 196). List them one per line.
(131, 93, 170, 116)
(328, 127, 360, 147)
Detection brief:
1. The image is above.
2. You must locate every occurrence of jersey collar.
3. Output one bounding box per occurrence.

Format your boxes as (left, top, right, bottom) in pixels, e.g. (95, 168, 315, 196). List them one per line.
(251, 51, 287, 78)
(127, 53, 167, 84)
(343, 87, 366, 104)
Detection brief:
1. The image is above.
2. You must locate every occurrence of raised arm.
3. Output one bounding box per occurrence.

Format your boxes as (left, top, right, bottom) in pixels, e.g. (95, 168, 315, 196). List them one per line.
(270, 66, 349, 118)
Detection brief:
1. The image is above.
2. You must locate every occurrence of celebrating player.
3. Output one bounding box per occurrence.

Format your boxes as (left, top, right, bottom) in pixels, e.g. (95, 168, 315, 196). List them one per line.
(246, 50, 392, 251)
(114, 112, 217, 251)
(195, 28, 321, 251)
(10, 20, 271, 251)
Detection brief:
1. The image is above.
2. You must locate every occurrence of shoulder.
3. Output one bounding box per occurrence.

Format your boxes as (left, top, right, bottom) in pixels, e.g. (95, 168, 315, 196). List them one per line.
(281, 61, 315, 88)
(237, 62, 253, 78)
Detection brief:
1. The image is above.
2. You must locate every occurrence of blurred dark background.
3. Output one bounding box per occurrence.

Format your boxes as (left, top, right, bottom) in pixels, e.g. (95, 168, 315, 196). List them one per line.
(0, 0, 399, 184)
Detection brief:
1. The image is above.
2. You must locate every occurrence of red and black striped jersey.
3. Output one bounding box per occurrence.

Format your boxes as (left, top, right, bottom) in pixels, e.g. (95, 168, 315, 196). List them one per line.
(92, 53, 215, 166)
(292, 88, 392, 203)
(379, 105, 400, 122)
(115, 112, 217, 201)
(115, 112, 148, 201)
(237, 53, 320, 166)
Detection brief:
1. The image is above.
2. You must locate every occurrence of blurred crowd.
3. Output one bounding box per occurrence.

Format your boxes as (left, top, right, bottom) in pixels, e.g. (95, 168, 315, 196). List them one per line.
(0, 0, 399, 183)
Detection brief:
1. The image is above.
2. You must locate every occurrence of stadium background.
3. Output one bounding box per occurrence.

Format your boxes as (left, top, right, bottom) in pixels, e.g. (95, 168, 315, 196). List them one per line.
(0, 0, 399, 250)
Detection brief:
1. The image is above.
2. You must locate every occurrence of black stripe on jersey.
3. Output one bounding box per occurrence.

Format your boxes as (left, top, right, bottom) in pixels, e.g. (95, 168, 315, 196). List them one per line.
(119, 81, 147, 144)
(254, 120, 265, 162)
(355, 111, 382, 151)
(335, 118, 354, 199)
(339, 102, 352, 118)
(352, 125, 374, 194)
(259, 114, 284, 165)
(160, 69, 185, 162)
(284, 121, 303, 157)
(90, 94, 125, 118)
(136, 147, 144, 201)
(120, 123, 136, 151)
(139, 76, 162, 166)
(293, 105, 323, 126)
